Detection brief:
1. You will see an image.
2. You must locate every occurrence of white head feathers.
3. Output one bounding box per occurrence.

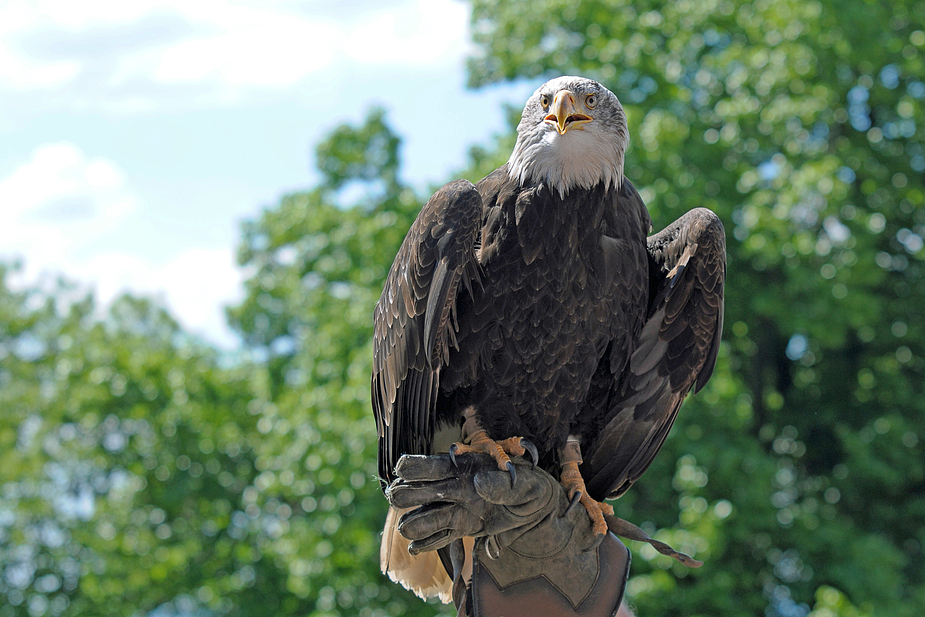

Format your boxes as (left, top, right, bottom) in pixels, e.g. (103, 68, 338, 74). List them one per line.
(507, 76, 628, 199)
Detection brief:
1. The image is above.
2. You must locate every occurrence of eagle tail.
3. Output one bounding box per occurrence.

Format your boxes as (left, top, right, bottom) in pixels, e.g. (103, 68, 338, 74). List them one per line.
(380, 506, 453, 603)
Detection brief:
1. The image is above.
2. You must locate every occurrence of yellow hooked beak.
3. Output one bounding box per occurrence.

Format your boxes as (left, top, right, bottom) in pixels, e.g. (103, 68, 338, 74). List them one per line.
(544, 89, 593, 135)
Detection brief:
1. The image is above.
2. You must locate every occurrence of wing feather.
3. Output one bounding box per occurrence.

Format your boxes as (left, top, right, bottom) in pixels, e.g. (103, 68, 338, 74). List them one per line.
(582, 207, 726, 500)
(372, 180, 482, 487)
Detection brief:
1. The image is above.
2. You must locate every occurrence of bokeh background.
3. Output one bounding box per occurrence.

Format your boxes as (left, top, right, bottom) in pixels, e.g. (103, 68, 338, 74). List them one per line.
(1, 1, 923, 616)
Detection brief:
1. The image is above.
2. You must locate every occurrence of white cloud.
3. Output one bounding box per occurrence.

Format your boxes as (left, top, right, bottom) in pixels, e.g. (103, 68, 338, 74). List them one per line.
(84, 158, 124, 188)
(81, 247, 244, 349)
(0, 143, 243, 348)
(0, 142, 135, 264)
(0, 142, 132, 289)
(344, 0, 468, 65)
(0, 0, 472, 108)
(152, 8, 338, 87)
(4, 0, 166, 28)
(0, 49, 80, 90)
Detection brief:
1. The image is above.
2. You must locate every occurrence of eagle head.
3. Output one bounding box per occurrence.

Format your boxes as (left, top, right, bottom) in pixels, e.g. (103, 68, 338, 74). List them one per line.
(508, 76, 628, 199)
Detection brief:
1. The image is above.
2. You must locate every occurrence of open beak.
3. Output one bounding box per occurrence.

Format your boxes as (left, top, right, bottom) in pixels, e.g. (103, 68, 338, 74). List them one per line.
(544, 89, 592, 135)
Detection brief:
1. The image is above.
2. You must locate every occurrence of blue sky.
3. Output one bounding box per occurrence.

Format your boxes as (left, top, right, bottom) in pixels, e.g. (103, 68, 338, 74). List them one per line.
(0, 0, 536, 348)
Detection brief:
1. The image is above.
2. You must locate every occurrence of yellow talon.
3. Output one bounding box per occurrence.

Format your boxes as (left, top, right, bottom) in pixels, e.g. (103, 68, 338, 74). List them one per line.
(560, 461, 613, 535)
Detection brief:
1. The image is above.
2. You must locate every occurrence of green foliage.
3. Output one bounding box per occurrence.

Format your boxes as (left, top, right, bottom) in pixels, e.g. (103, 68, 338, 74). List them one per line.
(314, 107, 402, 192)
(2, 1, 923, 616)
(0, 266, 267, 616)
(224, 109, 444, 616)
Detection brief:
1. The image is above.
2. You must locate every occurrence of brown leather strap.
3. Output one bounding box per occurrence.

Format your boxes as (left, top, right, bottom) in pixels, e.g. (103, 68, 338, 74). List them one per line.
(470, 532, 630, 617)
(604, 512, 703, 568)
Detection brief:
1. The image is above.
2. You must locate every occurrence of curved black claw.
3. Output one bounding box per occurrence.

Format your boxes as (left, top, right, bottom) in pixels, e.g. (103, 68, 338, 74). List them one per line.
(449, 443, 459, 467)
(506, 460, 516, 487)
(563, 490, 582, 517)
(520, 438, 539, 469)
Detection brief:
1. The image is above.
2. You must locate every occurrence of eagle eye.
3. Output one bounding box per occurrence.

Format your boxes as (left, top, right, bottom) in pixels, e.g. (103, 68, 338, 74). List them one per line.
(540, 94, 550, 108)
(585, 94, 598, 109)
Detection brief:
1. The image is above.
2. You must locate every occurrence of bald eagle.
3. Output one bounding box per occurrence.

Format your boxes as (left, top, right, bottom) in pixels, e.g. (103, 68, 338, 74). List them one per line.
(373, 76, 725, 601)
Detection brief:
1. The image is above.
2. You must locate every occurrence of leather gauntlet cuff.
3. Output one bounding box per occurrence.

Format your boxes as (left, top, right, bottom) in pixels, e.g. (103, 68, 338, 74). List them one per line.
(470, 528, 630, 617)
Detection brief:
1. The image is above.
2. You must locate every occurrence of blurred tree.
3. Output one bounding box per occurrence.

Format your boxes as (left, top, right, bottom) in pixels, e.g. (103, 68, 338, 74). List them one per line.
(0, 266, 275, 616)
(225, 108, 442, 616)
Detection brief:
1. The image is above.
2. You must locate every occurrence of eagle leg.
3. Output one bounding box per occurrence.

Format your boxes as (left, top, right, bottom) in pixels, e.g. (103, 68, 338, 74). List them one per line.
(560, 438, 613, 536)
(449, 407, 536, 485)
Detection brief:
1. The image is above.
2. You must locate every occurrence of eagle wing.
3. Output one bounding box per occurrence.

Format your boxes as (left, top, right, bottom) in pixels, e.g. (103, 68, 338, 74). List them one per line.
(582, 207, 726, 500)
(372, 180, 482, 487)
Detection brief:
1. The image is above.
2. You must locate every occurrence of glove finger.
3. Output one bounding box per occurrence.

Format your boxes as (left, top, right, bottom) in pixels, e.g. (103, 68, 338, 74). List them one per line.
(408, 529, 455, 555)
(398, 503, 480, 541)
(474, 465, 555, 507)
(393, 453, 499, 482)
(386, 477, 478, 510)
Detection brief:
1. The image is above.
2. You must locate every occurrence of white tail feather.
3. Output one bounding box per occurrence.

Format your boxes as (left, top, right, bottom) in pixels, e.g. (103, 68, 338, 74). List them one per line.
(380, 506, 453, 603)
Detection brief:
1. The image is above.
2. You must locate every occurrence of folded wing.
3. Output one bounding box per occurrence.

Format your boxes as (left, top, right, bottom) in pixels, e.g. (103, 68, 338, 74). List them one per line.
(372, 180, 482, 487)
(582, 207, 726, 500)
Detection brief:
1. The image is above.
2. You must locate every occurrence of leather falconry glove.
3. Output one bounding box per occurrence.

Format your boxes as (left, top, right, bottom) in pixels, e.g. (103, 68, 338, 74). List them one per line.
(386, 453, 631, 617)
